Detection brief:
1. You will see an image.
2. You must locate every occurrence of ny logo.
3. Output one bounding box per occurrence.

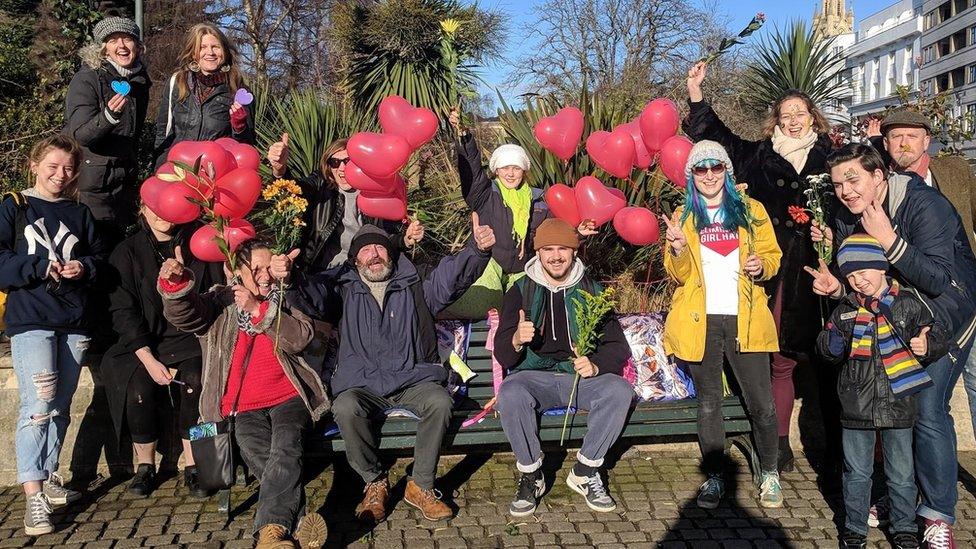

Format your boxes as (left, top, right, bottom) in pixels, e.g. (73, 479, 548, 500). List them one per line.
(25, 217, 78, 262)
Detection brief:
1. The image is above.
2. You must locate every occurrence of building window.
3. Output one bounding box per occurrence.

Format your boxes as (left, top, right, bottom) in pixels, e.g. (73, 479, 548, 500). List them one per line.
(905, 46, 914, 86)
(967, 104, 976, 132)
(969, 64, 976, 84)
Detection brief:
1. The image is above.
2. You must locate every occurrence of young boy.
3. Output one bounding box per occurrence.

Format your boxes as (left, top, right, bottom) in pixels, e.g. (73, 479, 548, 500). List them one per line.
(817, 234, 947, 549)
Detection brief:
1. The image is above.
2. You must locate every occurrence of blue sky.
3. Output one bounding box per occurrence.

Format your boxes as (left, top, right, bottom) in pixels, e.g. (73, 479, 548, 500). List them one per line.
(475, 0, 893, 103)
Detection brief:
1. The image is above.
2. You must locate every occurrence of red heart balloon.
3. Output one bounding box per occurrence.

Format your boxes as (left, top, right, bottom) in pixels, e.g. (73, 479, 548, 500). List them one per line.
(378, 95, 439, 149)
(638, 99, 680, 153)
(215, 137, 261, 171)
(189, 224, 225, 262)
(585, 129, 636, 179)
(575, 176, 626, 227)
(608, 187, 626, 201)
(357, 180, 407, 222)
(346, 161, 402, 194)
(659, 135, 695, 188)
(347, 132, 412, 179)
(213, 168, 261, 218)
(156, 161, 213, 200)
(223, 218, 256, 253)
(167, 141, 238, 179)
(533, 107, 584, 161)
(613, 206, 661, 246)
(616, 120, 653, 170)
(140, 176, 169, 213)
(154, 183, 201, 224)
(544, 183, 581, 227)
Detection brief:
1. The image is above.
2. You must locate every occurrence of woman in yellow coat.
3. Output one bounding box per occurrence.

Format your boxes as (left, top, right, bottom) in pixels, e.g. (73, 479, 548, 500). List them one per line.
(661, 140, 784, 511)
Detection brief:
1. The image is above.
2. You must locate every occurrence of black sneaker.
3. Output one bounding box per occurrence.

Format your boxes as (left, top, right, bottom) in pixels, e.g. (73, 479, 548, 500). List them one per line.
(839, 529, 867, 549)
(509, 473, 546, 517)
(565, 470, 616, 512)
(127, 464, 156, 497)
(778, 435, 795, 473)
(183, 466, 210, 498)
(891, 531, 919, 549)
(696, 475, 725, 509)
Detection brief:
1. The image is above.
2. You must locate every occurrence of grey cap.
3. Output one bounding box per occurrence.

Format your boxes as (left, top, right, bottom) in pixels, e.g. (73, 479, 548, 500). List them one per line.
(881, 109, 932, 135)
(93, 16, 141, 43)
(348, 224, 394, 262)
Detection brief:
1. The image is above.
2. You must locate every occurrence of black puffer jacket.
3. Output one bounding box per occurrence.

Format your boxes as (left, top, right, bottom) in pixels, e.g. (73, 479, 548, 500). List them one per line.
(294, 171, 406, 274)
(683, 100, 835, 353)
(457, 134, 550, 274)
(152, 72, 255, 167)
(817, 286, 948, 429)
(64, 59, 151, 224)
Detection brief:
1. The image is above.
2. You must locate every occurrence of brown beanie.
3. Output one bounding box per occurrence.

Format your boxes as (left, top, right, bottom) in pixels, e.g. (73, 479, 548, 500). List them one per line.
(533, 218, 579, 250)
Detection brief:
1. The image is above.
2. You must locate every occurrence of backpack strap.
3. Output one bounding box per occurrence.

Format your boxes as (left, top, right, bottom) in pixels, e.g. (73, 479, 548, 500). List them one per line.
(164, 73, 177, 138)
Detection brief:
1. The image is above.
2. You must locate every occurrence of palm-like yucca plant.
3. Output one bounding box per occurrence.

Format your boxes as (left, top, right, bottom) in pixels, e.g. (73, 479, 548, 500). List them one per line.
(333, 0, 502, 121)
(252, 87, 368, 179)
(742, 20, 846, 112)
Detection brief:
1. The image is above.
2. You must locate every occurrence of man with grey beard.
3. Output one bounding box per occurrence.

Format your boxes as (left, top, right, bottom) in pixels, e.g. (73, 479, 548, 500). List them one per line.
(293, 217, 495, 524)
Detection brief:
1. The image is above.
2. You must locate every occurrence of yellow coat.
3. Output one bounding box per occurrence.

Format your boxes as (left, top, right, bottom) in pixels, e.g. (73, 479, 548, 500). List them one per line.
(663, 198, 783, 362)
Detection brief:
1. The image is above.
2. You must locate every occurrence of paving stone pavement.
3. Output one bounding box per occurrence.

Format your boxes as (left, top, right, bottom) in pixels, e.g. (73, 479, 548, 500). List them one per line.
(1, 450, 976, 548)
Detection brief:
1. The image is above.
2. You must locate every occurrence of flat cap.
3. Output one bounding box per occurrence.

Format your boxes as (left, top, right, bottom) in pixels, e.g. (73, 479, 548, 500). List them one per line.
(881, 109, 932, 134)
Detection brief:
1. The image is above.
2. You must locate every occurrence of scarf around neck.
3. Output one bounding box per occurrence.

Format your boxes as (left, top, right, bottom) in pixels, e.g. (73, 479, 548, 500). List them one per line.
(850, 279, 933, 399)
(771, 125, 818, 174)
(496, 179, 532, 244)
(236, 285, 281, 336)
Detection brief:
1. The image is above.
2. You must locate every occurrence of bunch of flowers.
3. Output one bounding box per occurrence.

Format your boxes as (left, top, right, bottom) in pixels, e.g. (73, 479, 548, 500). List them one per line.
(701, 12, 766, 65)
(788, 173, 834, 263)
(255, 179, 308, 255)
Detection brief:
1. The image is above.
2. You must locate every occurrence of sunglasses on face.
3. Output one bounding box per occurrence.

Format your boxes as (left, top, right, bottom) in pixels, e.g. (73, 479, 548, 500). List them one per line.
(692, 164, 727, 176)
(327, 157, 351, 169)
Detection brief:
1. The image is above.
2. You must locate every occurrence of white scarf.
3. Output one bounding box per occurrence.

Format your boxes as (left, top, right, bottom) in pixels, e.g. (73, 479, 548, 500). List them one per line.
(771, 125, 817, 175)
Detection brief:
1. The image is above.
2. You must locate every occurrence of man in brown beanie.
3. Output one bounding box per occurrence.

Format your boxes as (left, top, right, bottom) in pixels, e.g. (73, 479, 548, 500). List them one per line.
(492, 218, 632, 517)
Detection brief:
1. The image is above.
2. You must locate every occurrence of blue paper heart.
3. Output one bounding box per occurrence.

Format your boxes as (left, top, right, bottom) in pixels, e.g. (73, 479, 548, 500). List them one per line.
(111, 80, 131, 96)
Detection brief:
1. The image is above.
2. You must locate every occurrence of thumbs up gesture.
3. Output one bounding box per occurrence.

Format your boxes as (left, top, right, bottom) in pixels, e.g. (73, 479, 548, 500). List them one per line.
(268, 132, 290, 177)
(270, 248, 301, 282)
(910, 325, 931, 357)
(472, 211, 496, 251)
(160, 245, 187, 284)
(513, 309, 536, 348)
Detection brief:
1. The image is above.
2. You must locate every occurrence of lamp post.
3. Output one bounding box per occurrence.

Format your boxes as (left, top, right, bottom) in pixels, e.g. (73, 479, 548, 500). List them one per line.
(135, 0, 143, 37)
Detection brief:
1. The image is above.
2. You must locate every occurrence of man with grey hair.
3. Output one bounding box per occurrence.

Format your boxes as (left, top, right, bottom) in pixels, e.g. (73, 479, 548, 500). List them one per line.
(293, 216, 495, 524)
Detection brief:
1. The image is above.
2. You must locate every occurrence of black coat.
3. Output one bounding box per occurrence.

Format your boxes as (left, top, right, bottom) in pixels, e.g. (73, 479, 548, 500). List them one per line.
(683, 100, 834, 353)
(100, 224, 222, 444)
(152, 72, 255, 168)
(295, 171, 406, 274)
(457, 134, 550, 274)
(64, 61, 151, 224)
(817, 287, 948, 429)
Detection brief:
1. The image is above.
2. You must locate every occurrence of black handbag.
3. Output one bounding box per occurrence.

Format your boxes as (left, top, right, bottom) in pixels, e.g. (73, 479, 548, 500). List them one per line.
(188, 337, 256, 491)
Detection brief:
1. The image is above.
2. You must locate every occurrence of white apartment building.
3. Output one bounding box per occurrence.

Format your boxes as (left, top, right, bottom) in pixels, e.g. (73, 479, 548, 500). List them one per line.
(919, 0, 976, 154)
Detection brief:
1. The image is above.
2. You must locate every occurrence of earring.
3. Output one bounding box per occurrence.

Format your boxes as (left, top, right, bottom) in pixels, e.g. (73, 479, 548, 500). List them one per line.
(220, 64, 231, 73)
(188, 61, 200, 73)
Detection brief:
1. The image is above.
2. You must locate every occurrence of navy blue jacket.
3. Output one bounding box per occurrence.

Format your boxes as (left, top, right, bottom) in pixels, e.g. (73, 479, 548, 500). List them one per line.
(0, 193, 106, 335)
(293, 243, 490, 397)
(831, 173, 976, 354)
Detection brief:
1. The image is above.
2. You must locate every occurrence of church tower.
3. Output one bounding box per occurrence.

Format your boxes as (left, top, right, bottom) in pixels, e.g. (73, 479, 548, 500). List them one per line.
(813, 0, 855, 40)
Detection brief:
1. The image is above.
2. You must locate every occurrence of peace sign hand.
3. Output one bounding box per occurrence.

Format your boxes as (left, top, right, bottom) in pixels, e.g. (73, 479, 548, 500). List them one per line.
(803, 258, 842, 298)
(661, 211, 687, 256)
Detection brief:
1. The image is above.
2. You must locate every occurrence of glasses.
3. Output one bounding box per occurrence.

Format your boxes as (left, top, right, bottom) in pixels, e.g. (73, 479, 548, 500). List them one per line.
(327, 157, 351, 169)
(692, 164, 727, 176)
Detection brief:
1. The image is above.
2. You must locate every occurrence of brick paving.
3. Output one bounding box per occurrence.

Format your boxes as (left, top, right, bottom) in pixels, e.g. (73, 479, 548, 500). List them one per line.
(1, 450, 976, 547)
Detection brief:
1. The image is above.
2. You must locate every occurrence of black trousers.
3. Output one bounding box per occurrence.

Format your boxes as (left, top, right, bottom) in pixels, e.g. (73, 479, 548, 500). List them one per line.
(687, 315, 779, 475)
(126, 357, 202, 443)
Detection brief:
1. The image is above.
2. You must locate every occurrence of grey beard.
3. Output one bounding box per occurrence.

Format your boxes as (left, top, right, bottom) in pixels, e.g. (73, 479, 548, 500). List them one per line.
(358, 262, 392, 282)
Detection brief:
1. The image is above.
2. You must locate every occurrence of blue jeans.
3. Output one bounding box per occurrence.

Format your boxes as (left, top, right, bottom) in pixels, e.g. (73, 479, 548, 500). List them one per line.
(915, 339, 973, 524)
(11, 330, 90, 484)
(962, 344, 976, 447)
(842, 427, 916, 536)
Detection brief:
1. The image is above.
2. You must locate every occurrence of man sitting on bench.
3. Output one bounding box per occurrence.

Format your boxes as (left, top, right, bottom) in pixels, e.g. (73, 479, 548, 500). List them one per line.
(493, 218, 633, 516)
(293, 217, 495, 523)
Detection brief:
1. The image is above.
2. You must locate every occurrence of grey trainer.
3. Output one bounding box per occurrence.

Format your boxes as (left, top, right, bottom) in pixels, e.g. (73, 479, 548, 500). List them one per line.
(565, 471, 616, 512)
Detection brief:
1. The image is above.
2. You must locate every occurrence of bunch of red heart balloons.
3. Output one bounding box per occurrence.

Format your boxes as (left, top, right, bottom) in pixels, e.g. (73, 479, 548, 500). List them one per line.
(346, 95, 438, 221)
(140, 138, 262, 262)
(544, 177, 660, 246)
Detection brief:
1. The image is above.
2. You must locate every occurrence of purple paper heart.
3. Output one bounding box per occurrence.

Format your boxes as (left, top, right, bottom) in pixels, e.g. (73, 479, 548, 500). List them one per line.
(111, 80, 131, 97)
(234, 88, 254, 106)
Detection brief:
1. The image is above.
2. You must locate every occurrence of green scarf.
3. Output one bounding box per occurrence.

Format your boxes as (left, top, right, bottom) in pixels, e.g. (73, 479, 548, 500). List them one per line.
(496, 179, 532, 244)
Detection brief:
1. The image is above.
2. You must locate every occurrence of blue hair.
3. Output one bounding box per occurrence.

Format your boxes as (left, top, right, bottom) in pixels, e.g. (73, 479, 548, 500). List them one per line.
(680, 160, 751, 233)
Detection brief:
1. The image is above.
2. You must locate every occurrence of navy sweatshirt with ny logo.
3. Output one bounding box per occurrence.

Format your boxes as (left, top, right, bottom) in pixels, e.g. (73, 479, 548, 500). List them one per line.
(0, 189, 105, 335)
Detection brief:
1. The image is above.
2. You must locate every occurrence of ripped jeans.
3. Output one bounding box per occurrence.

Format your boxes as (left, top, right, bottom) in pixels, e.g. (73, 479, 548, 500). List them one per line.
(11, 330, 89, 484)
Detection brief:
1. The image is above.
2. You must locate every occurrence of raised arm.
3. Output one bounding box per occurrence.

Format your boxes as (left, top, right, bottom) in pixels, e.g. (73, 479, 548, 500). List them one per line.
(422, 213, 494, 314)
(457, 133, 493, 211)
(64, 71, 116, 148)
(684, 62, 762, 168)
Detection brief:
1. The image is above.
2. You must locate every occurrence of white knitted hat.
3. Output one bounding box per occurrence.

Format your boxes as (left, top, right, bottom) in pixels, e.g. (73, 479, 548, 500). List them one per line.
(489, 144, 531, 172)
(683, 139, 734, 179)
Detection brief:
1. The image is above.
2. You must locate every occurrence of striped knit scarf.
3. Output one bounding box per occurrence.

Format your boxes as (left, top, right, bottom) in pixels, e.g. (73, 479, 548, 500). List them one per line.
(850, 280, 933, 398)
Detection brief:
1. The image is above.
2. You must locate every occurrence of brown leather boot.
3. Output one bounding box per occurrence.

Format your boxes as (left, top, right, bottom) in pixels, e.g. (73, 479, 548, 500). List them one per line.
(403, 479, 453, 521)
(354, 476, 389, 523)
(255, 524, 296, 549)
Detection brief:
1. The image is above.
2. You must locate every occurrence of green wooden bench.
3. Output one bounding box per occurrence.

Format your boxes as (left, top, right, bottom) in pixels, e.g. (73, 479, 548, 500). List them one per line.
(218, 319, 760, 513)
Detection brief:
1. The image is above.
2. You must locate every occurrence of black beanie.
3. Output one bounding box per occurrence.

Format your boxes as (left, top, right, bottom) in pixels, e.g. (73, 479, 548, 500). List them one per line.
(348, 224, 394, 263)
